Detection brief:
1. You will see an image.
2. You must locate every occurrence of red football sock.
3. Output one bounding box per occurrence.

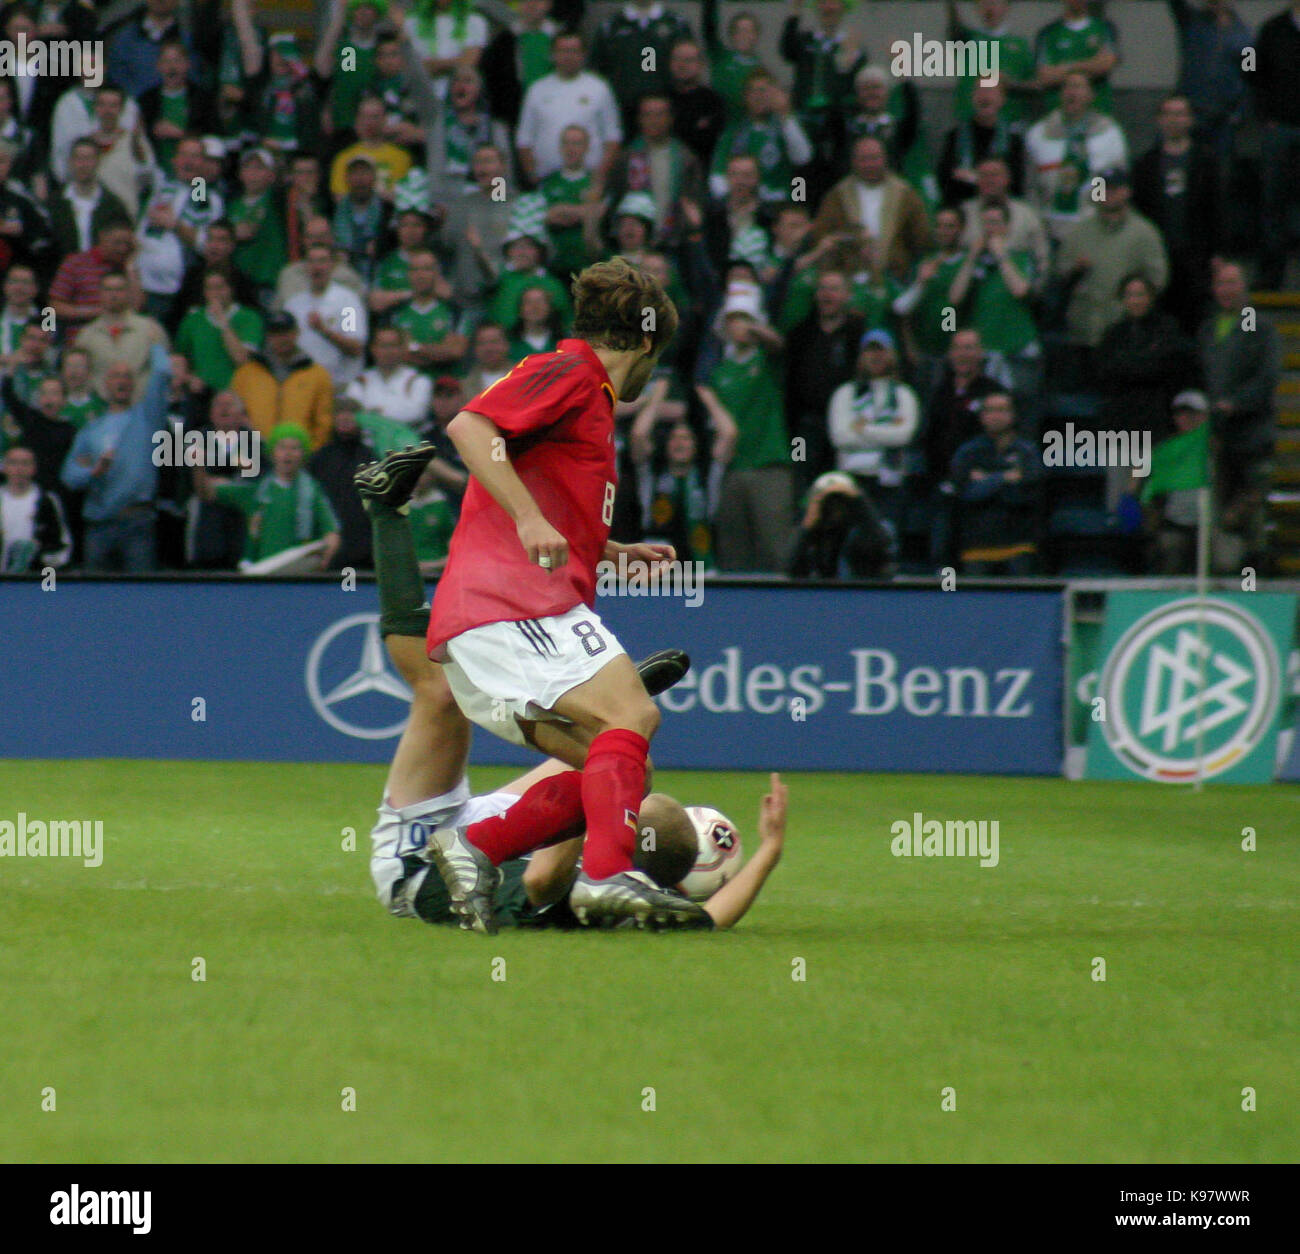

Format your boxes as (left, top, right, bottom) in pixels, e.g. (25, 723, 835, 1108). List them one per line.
(466, 769, 586, 866)
(580, 728, 649, 880)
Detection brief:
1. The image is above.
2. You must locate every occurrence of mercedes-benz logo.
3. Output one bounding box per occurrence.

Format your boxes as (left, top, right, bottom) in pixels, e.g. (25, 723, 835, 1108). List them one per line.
(305, 613, 412, 739)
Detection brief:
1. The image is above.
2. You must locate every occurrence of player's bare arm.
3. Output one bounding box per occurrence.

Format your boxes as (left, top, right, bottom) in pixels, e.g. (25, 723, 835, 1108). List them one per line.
(444, 409, 569, 569)
(704, 774, 788, 930)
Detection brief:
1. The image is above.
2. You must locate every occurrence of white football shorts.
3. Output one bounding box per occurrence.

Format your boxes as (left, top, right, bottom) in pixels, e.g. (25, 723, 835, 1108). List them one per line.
(370, 779, 521, 917)
(441, 604, 627, 747)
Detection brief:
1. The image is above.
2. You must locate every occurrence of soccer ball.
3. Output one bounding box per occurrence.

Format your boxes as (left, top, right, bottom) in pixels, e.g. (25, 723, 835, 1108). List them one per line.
(678, 806, 743, 902)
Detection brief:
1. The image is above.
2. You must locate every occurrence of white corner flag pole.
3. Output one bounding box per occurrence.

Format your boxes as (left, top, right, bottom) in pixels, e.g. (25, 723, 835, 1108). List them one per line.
(1194, 484, 1211, 793)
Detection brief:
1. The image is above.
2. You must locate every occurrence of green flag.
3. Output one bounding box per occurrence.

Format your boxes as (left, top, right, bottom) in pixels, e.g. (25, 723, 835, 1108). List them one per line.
(1141, 422, 1210, 503)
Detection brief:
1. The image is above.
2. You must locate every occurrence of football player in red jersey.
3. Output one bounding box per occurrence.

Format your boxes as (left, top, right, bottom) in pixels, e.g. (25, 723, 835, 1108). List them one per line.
(410, 257, 712, 930)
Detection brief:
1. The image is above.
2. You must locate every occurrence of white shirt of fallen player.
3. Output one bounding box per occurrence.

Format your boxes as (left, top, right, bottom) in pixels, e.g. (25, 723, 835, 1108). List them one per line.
(516, 70, 622, 180)
(283, 282, 370, 386)
(346, 365, 433, 427)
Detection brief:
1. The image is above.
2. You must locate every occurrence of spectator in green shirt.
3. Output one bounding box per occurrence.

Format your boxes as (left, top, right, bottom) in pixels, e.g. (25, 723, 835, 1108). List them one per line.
(509, 285, 562, 362)
(1034, 0, 1120, 115)
(205, 423, 340, 569)
(701, 0, 763, 121)
(175, 270, 265, 393)
(945, 0, 1038, 123)
(230, 148, 289, 298)
(695, 284, 793, 572)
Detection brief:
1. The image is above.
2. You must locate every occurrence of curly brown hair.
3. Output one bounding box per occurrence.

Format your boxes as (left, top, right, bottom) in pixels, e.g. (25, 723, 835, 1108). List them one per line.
(570, 256, 679, 357)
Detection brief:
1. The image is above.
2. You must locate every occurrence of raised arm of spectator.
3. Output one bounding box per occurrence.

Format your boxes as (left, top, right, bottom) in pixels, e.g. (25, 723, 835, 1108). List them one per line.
(948, 243, 980, 307)
(232, 0, 264, 80)
(140, 342, 175, 431)
(779, 3, 805, 66)
(313, 0, 348, 80)
(695, 384, 738, 465)
(628, 376, 670, 464)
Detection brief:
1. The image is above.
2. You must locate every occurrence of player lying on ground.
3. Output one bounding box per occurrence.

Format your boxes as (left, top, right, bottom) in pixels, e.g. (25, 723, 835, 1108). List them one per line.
(416, 257, 702, 930)
(357, 456, 786, 930)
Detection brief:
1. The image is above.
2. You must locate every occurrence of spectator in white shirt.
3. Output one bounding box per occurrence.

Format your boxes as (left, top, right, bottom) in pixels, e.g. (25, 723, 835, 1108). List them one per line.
(0, 444, 71, 572)
(403, 0, 490, 99)
(346, 325, 433, 426)
(516, 29, 622, 186)
(283, 243, 369, 385)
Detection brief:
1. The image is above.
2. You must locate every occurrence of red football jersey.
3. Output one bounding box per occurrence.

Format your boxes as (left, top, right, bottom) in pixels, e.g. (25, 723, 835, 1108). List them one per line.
(427, 339, 618, 656)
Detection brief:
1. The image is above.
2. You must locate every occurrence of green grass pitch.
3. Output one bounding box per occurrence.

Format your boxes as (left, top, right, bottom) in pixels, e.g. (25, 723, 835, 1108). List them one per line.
(1, 760, 1296, 1163)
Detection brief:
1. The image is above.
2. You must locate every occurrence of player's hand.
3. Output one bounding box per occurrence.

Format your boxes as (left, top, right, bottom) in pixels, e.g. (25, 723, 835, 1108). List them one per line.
(608, 540, 676, 574)
(757, 773, 787, 857)
(518, 512, 568, 571)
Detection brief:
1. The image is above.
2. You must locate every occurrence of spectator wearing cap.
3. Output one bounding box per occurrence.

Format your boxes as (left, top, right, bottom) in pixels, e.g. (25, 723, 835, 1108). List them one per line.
(229, 148, 289, 299)
(0, 443, 71, 572)
(138, 39, 219, 180)
(389, 248, 469, 374)
(787, 469, 891, 579)
(330, 95, 413, 198)
(200, 422, 340, 570)
(1252, 1, 1300, 289)
(694, 283, 791, 572)
(308, 400, 376, 571)
(107, 0, 192, 100)
(461, 322, 513, 396)
(939, 80, 1026, 208)
(1197, 260, 1281, 556)
(708, 68, 812, 206)
(516, 30, 622, 187)
(1131, 95, 1220, 336)
(603, 94, 704, 248)
(231, 310, 335, 449)
(347, 326, 433, 427)
(282, 239, 369, 389)
(811, 136, 932, 281)
(785, 269, 866, 492)
(957, 157, 1051, 291)
(60, 343, 174, 572)
(48, 139, 133, 260)
(275, 217, 367, 309)
(1140, 389, 1215, 574)
(485, 203, 572, 330)
(333, 155, 393, 286)
(949, 390, 1043, 575)
(78, 272, 171, 402)
(949, 200, 1041, 425)
(175, 269, 264, 393)
(1024, 71, 1128, 243)
(438, 144, 515, 309)
(1056, 167, 1168, 352)
(827, 330, 921, 546)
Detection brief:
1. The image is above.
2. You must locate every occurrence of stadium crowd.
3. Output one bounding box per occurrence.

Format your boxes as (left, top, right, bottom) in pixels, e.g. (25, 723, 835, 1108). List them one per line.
(0, 0, 1295, 580)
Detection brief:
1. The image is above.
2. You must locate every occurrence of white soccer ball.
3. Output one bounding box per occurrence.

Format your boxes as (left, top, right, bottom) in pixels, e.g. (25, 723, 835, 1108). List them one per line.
(678, 806, 743, 901)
